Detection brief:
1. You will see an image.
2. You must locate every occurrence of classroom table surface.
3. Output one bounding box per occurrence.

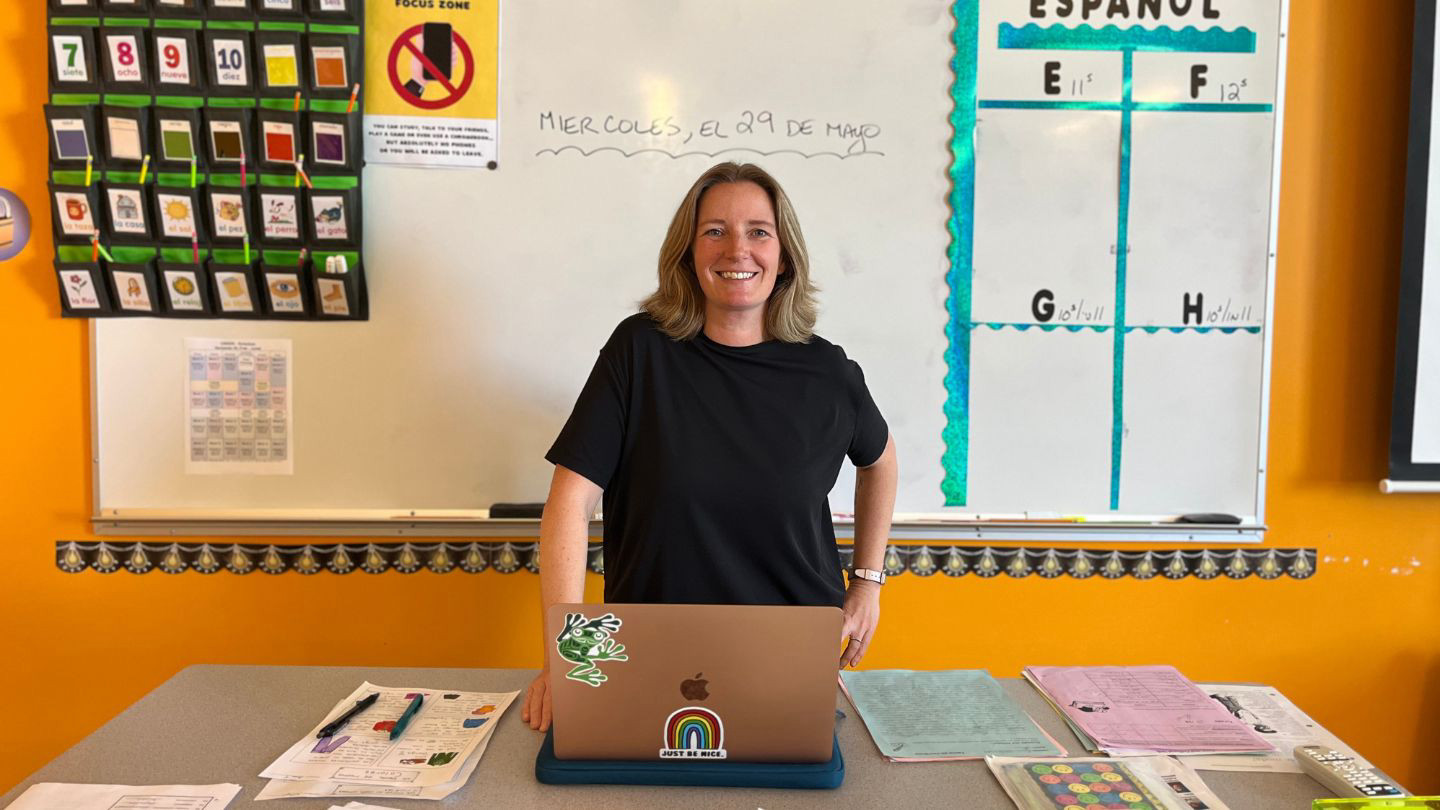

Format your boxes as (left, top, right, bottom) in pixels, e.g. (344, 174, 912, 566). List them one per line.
(0, 665, 1371, 809)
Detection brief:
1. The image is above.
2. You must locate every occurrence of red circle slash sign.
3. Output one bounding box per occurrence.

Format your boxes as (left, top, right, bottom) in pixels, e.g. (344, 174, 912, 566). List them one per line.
(387, 24, 475, 111)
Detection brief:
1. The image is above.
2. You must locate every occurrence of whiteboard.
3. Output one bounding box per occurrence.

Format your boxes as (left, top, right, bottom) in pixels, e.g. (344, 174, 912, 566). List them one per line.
(94, 0, 1289, 532)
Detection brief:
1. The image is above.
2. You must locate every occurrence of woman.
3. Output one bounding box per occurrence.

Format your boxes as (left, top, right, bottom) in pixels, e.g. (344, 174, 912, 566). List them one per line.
(523, 162, 898, 731)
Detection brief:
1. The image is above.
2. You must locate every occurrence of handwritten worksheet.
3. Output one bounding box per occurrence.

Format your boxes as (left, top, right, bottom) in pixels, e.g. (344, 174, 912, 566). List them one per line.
(1023, 666, 1277, 756)
(260, 682, 517, 789)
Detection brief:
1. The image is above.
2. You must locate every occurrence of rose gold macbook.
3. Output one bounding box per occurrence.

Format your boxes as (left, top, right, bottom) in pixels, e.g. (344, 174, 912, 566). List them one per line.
(546, 603, 842, 763)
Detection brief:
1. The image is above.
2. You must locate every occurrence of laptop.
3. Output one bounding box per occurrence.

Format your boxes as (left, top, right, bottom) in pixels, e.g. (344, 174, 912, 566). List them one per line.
(546, 603, 842, 763)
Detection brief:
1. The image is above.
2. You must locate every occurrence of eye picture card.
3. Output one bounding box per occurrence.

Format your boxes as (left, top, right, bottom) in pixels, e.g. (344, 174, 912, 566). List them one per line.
(106, 115, 143, 162)
(259, 192, 301, 242)
(159, 118, 196, 162)
(106, 187, 149, 235)
(312, 121, 346, 165)
(262, 44, 299, 88)
(156, 191, 199, 239)
(310, 45, 347, 89)
(50, 118, 91, 161)
(310, 193, 348, 241)
(265, 272, 304, 313)
(163, 268, 206, 311)
(111, 270, 154, 311)
(262, 120, 296, 164)
(51, 33, 92, 84)
(53, 191, 96, 237)
(209, 119, 245, 162)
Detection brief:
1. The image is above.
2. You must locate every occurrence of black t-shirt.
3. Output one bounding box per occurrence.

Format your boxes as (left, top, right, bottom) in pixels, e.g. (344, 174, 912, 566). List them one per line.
(546, 313, 889, 607)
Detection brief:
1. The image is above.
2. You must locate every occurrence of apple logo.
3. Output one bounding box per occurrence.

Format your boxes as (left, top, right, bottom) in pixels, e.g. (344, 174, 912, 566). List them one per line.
(680, 672, 709, 701)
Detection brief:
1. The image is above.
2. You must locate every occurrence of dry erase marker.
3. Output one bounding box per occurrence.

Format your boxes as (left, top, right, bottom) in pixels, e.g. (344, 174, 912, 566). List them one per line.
(139, 154, 150, 185)
(390, 694, 424, 740)
(293, 91, 302, 112)
(84, 155, 93, 187)
(346, 83, 359, 113)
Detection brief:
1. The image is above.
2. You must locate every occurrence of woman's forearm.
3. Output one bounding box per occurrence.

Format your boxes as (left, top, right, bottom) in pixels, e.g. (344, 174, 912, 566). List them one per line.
(537, 469, 602, 663)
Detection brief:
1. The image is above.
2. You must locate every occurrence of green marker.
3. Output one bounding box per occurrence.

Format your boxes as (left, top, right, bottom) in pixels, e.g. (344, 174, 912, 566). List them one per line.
(390, 694, 424, 740)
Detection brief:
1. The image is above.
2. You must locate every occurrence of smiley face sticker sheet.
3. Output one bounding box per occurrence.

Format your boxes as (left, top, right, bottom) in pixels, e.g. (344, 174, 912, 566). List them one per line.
(46, 0, 366, 320)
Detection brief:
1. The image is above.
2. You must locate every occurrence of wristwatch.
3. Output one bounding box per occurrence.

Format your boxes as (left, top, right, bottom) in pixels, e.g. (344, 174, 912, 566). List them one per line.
(849, 567, 886, 585)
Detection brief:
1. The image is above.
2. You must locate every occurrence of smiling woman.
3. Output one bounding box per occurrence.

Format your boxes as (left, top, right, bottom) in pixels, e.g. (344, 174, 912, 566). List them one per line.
(521, 162, 900, 732)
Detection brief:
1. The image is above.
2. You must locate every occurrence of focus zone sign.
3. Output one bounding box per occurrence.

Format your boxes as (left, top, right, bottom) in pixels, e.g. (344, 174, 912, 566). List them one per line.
(387, 24, 476, 111)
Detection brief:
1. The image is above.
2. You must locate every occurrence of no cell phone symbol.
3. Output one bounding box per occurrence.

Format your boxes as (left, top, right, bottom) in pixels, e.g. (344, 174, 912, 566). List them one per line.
(387, 22, 475, 111)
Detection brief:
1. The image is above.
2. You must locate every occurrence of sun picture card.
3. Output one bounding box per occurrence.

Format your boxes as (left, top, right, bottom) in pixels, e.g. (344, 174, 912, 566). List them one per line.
(151, 28, 202, 90)
(106, 263, 161, 314)
(104, 183, 152, 240)
(102, 106, 149, 165)
(99, 27, 152, 92)
(257, 188, 303, 245)
(49, 183, 101, 242)
(44, 104, 98, 165)
(158, 262, 213, 315)
(49, 26, 99, 91)
(152, 185, 205, 242)
(154, 107, 204, 167)
(204, 30, 254, 95)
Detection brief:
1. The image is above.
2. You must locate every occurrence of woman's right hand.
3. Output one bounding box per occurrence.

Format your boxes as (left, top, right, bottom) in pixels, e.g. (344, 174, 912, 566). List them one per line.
(522, 668, 552, 732)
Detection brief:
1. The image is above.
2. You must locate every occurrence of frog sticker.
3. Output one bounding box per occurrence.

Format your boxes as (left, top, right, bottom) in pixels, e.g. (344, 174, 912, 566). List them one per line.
(556, 612, 629, 687)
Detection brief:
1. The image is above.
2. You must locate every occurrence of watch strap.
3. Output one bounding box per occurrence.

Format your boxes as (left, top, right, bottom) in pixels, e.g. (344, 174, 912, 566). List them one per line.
(850, 567, 886, 585)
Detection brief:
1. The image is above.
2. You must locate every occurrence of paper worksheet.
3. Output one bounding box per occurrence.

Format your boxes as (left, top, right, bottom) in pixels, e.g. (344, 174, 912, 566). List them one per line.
(185, 337, 293, 475)
(986, 755, 1227, 810)
(1023, 666, 1277, 756)
(839, 669, 1064, 760)
(256, 727, 502, 801)
(6, 782, 240, 809)
(259, 682, 516, 797)
(327, 803, 402, 810)
(1179, 684, 1366, 773)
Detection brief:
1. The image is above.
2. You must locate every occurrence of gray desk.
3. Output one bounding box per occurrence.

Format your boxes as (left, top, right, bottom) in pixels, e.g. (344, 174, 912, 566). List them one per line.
(1, 666, 1354, 808)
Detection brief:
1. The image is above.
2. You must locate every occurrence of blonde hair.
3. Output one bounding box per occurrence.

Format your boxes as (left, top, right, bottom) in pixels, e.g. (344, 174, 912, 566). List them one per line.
(640, 162, 818, 343)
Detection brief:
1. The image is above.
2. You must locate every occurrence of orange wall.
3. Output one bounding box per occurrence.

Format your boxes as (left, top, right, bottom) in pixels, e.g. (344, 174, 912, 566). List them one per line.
(4, 0, 1438, 795)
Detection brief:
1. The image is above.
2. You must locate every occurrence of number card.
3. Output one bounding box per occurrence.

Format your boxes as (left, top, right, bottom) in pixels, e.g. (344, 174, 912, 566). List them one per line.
(255, 0, 303, 19)
(104, 184, 152, 240)
(152, 30, 201, 90)
(49, 28, 98, 90)
(258, 188, 302, 245)
(205, 31, 253, 94)
(308, 0, 357, 22)
(44, 105, 98, 165)
(101, 29, 151, 91)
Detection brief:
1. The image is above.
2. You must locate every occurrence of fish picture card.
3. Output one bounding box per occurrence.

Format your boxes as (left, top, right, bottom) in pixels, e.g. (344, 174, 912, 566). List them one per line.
(55, 263, 113, 316)
(153, 187, 204, 241)
(205, 30, 253, 93)
(49, 27, 98, 90)
(258, 189, 302, 244)
(262, 269, 308, 315)
(307, 188, 354, 243)
(207, 186, 251, 241)
(155, 108, 202, 167)
(44, 105, 98, 165)
(102, 107, 149, 165)
(50, 185, 99, 241)
(255, 31, 303, 95)
(100, 28, 151, 92)
(160, 264, 211, 314)
(151, 29, 202, 90)
(108, 264, 159, 314)
(105, 184, 151, 239)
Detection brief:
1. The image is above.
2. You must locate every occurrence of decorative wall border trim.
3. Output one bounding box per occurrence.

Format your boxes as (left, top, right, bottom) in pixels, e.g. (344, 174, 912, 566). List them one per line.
(56, 541, 1316, 580)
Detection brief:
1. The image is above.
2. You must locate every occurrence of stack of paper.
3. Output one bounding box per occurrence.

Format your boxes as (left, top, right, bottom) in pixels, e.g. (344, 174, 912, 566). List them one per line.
(1185, 683, 1371, 773)
(839, 669, 1064, 761)
(1022, 666, 1276, 756)
(6, 783, 241, 809)
(986, 755, 1229, 810)
(256, 682, 518, 801)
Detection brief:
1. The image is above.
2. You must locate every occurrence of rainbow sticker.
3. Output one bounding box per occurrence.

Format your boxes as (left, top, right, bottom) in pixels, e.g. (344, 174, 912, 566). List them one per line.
(659, 706, 727, 760)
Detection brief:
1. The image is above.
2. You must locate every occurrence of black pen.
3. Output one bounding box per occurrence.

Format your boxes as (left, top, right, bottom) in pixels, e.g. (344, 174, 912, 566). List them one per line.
(317, 692, 380, 738)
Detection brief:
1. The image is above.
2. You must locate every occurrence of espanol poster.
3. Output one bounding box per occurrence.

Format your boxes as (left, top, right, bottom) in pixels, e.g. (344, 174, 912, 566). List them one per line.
(364, 0, 499, 168)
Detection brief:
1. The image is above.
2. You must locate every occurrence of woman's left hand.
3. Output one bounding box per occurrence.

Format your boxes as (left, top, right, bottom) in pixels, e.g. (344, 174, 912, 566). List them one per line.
(839, 579, 881, 668)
